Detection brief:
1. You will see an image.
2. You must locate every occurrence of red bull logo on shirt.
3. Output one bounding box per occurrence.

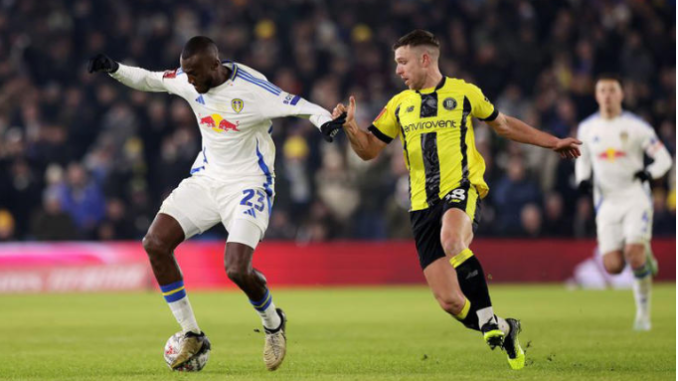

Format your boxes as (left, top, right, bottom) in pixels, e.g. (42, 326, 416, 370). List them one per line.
(199, 114, 240, 133)
(599, 148, 626, 162)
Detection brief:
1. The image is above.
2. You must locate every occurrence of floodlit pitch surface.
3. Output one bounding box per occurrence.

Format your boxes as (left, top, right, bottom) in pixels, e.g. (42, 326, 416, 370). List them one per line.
(1, 284, 674, 380)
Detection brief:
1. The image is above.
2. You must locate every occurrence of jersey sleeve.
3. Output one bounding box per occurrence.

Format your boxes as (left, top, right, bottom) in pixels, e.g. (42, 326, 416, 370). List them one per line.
(368, 95, 401, 144)
(638, 122, 673, 179)
(251, 85, 332, 129)
(575, 123, 593, 183)
(109, 64, 190, 96)
(465, 83, 498, 122)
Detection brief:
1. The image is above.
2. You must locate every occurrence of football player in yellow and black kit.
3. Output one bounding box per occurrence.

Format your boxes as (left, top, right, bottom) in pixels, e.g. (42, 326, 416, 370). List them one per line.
(332, 30, 581, 370)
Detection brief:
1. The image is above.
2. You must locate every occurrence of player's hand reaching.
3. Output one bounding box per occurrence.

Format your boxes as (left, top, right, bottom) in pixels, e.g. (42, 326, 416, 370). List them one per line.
(578, 179, 593, 195)
(553, 137, 582, 159)
(320, 111, 346, 143)
(87, 53, 119, 74)
(634, 170, 652, 183)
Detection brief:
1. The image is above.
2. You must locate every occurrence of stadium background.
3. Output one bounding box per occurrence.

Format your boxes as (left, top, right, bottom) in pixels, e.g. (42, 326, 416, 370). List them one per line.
(0, 0, 674, 243)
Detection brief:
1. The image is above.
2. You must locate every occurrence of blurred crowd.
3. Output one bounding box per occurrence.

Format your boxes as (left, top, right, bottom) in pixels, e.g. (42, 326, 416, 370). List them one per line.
(0, 0, 675, 242)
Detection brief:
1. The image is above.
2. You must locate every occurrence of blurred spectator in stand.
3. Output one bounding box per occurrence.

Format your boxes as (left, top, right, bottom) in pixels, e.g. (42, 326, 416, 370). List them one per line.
(315, 145, 358, 235)
(652, 188, 676, 237)
(266, 210, 297, 240)
(56, 162, 106, 238)
(542, 192, 573, 237)
(384, 146, 412, 239)
(0, 209, 16, 241)
(282, 132, 313, 219)
(30, 189, 78, 241)
(493, 156, 541, 236)
(296, 200, 341, 242)
(520, 203, 542, 238)
(96, 198, 135, 240)
(573, 197, 596, 238)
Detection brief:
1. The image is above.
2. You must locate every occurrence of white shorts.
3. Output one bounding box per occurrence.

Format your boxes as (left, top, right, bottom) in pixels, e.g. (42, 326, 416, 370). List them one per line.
(158, 174, 273, 249)
(596, 198, 652, 255)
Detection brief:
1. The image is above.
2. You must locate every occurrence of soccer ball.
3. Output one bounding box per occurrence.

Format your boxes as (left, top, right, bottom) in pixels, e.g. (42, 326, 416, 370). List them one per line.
(163, 332, 211, 372)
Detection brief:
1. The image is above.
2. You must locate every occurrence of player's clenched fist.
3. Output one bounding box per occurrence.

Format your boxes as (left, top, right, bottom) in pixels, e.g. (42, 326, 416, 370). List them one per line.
(320, 111, 346, 143)
(87, 53, 119, 74)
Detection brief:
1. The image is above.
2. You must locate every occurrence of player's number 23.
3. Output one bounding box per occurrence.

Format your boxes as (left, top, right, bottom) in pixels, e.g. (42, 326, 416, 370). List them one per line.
(241, 189, 266, 212)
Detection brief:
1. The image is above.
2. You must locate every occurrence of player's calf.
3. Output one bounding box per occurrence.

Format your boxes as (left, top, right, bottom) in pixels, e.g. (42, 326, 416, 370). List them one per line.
(144, 215, 201, 340)
(433, 290, 467, 317)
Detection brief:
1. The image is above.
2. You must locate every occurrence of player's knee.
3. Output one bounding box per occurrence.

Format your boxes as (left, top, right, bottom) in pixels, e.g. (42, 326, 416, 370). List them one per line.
(604, 263, 624, 275)
(142, 234, 171, 259)
(225, 262, 251, 285)
(441, 235, 466, 258)
(602, 255, 624, 275)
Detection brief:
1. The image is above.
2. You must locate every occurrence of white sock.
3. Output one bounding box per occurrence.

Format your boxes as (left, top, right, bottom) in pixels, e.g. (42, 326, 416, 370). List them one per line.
(258, 301, 282, 330)
(497, 316, 510, 336)
(160, 281, 200, 334)
(476, 307, 498, 328)
(633, 271, 652, 318)
(168, 297, 201, 334)
(250, 289, 281, 330)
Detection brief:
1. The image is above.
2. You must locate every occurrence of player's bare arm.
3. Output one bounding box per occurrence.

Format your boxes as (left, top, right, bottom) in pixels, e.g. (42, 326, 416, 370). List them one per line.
(333, 96, 387, 160)
(486, 112, 582, 159)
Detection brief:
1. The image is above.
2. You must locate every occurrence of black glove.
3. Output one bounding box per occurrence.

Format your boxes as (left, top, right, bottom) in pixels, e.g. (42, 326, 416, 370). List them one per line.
(88, 53, 119, 74)
(578, 179, 593, 195)
(320, 112, 347, 143)
(634, 170, 652, 183)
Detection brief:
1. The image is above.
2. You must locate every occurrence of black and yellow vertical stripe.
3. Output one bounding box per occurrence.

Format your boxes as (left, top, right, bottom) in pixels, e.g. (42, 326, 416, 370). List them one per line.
(421, 132, 440, 207)
(419, 88, 441, 208)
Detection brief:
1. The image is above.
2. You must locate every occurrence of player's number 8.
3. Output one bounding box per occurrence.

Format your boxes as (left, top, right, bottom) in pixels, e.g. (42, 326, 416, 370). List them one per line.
(451, 189, 466, 200)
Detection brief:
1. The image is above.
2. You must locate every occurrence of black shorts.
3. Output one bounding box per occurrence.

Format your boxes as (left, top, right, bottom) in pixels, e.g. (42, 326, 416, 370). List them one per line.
(409, 183, 482, 270)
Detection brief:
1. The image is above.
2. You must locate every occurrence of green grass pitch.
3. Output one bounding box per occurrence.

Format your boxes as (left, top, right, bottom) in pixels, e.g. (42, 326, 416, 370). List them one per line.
(1, 284, 674, 380)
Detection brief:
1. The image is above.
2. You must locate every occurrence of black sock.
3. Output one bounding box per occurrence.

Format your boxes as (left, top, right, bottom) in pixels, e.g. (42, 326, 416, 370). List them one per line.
(454, 255, 494, 331)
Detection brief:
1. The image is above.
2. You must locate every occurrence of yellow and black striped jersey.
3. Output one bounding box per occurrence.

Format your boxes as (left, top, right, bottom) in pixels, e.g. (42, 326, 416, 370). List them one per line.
(369, 77, 497, 211)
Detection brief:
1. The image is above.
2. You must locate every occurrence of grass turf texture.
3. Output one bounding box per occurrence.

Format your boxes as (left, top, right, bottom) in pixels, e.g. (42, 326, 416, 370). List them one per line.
(0, 284, 674, 381)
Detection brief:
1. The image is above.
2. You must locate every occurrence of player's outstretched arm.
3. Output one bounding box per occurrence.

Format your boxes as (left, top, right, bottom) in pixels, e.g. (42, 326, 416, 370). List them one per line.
(637, 132, 673, 181)
(87, 53, 170, 93)
(486, 112, 582, 159)
(249, 82, 345, 142)
(334, 96, 387, 161)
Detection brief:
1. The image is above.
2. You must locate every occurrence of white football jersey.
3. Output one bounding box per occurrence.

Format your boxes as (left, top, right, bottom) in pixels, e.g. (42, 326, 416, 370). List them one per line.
(110, 61, 332, 193)
(575, 111, 672, 208)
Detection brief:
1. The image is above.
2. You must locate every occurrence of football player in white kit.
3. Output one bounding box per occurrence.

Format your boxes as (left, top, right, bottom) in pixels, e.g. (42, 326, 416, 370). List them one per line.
(88, 36, 345, 370)
(575, 75, 672, 331)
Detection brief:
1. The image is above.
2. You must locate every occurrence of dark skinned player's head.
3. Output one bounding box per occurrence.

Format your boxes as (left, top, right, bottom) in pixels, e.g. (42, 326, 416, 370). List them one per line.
(180, 36, 222, 94)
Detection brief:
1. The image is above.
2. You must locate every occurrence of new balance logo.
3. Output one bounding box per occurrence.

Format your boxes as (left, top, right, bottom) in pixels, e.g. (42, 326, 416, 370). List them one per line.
(243, 208, 257, 217)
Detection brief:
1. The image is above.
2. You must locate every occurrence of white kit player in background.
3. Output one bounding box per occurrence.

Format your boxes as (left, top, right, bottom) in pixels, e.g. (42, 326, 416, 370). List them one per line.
(575, 75, 672, 331)
(88, 36, 346, 371)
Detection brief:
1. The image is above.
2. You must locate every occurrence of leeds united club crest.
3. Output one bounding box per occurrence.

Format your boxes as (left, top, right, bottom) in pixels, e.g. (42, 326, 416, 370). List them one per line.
(231, 98, 244, 113)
